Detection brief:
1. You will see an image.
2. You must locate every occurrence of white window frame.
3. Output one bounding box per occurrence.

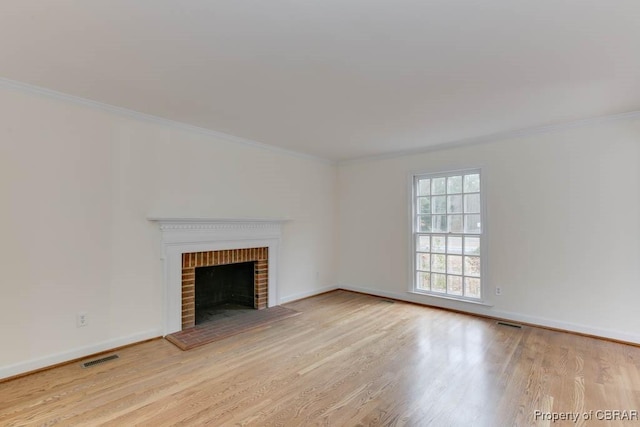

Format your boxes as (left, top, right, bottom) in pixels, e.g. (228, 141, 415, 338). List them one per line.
(409, 168, 488, 304)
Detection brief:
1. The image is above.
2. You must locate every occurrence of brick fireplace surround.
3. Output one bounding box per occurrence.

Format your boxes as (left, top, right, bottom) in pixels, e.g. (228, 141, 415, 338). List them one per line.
(150, 218, 284, 335)
(181, 247, 268, 329)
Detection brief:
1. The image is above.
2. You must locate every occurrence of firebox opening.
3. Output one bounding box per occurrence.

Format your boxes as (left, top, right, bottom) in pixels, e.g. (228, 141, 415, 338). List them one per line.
(195, 261, 255, 325)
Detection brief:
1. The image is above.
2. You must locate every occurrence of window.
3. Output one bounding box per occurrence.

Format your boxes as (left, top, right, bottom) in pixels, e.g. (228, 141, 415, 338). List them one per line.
(412, 169, 484, 301)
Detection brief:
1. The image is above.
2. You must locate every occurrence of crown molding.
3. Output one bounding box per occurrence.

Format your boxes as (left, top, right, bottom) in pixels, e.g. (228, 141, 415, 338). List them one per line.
(0, 76, 335, 165)
(339, 109, 640, 165)
(3, 76, 638, 166)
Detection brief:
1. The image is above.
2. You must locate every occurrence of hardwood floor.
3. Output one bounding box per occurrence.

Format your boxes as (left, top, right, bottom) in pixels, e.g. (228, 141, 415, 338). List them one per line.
(1, 290, 639, 426)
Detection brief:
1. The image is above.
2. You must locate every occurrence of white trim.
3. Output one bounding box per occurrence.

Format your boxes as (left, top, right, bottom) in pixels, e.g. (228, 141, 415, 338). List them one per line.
(407, 172, 416, 293)
(339, 284, 640, 345)
(0, 328, 161, 381)
(340, 110, 640, 165)
(0, 77, 334, 165)
(149, 218, 286, 335)
(147, 217, 288, 232)
(279, 285, 339, 304)
(407, 290, 493, 307)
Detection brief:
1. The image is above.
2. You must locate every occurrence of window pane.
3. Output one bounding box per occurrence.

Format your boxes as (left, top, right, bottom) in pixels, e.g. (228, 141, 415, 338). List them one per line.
(447, 195, 463, 213)
(464, 214, 481, 233)
(417, 272, 430, 290)
(464, 277, 481, 298)
(432, 196, 446, 214)
(417, 253, 430, 271)
(464, 174, 480, 193)
(448, 276, 463, 295)
(417, 235, 430, 252)
(417, 179, 431, 196)
(432, 177, 446, 195)
(447, 176, 462, 193)
(418, 197, 431, 214)
(447, 255, 463, 275)
(464, 237, 480, 255)
(432, 215, 447, 232)
(432, 235, 446, 253)
(418, 215, 432, 232)
(464, 194, 481, 213)
(431, 254, 446, 272)
(448, 215, 463, 233)
(447, 236, 462, 254)
(432, 273, 447, 292)
(464, 256, 481, 277)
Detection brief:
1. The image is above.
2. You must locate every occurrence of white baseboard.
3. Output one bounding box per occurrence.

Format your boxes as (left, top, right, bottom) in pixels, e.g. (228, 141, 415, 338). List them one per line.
(279, 285, 338, 304)
(339, 284, 640, 345)
(0, 328, 162, 381)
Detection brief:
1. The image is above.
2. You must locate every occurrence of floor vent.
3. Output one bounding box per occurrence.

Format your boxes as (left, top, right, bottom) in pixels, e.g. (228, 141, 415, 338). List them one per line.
(380, 299, 395, 303)
(81, 354, 119, 368)
(497, 321, 523, 329)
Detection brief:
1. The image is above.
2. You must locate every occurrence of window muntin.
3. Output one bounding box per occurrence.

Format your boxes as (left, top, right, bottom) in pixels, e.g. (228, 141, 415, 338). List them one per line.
(413, 170, 483, 300)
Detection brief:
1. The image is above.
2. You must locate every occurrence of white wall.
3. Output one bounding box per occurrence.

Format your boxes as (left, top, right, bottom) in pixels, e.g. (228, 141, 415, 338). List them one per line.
(338, 117, 640, 343)
(0, 84, 337, 379)
(1, 79, 638, 381)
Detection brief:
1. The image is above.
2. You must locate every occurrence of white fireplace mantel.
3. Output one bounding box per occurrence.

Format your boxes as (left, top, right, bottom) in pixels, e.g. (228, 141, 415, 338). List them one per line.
(149, 217, 287, 335)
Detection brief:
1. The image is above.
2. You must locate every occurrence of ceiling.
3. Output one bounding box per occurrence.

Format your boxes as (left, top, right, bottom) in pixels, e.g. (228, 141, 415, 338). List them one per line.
(2, 1, 639, 161)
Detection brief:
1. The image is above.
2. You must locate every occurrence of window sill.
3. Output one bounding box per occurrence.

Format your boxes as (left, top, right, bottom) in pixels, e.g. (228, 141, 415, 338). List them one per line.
(408, 290, 494, 307)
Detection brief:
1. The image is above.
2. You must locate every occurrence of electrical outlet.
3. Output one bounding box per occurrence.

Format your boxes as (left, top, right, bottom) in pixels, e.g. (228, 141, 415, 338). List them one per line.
(77, 312, 88, 328)
(495, 287, 502, 296)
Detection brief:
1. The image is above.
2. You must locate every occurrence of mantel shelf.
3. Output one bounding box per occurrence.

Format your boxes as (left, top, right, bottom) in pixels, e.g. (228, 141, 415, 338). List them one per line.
(148, 217, 289, 223)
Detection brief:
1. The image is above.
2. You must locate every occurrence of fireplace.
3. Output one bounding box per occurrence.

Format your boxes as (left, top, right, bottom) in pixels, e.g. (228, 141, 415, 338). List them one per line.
(195, 262, 254, 323)
(149, 218, 285, 335)
(181, 247, 268, 329)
